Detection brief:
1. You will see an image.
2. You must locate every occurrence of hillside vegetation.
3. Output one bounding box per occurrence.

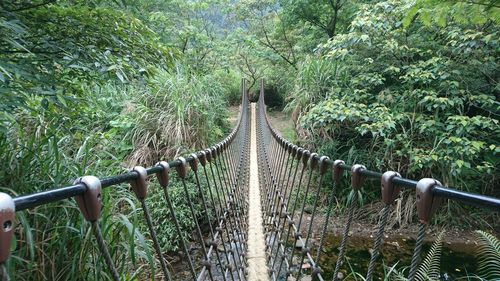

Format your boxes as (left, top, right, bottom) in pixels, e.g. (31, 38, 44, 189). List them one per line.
(0, 0, 498, 279)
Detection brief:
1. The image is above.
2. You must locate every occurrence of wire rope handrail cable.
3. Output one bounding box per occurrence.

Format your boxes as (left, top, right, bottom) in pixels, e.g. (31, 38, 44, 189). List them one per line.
(255, 78, 500, 281)
(0, 78, 252, 281)
(0, 77, 499, 281)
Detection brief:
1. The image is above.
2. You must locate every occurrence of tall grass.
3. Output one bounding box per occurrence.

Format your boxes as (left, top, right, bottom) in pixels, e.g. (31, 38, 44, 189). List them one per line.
(0, 66, 235, 279)
(0, 83, 149, 280)
(126, 65, 231, 165)
(284, 56, 338, 119)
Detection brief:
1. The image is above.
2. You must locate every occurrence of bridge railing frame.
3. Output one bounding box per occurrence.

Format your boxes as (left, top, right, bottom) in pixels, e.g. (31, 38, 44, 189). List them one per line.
(0, 79, 253, 281)
(256, 78, 500, 281)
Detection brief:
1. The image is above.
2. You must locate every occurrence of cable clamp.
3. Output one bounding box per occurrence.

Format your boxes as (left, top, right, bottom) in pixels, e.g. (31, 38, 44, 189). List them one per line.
(350, 164, 366, 190)
(309, 153, 319, 170)
(198, 151, 207, 166)
(416, 178, 442, 224)
(332, 160, 345, 184)
(155, 161, 170, 188)
(381, 171, 401, 205)
(74, 176, 102, 222)
(176, 157, 188, 179)
(302, 150, 310, 165)
(0, 193, 15, 263)
(189, 153, 199, 172)
(319, 156, 330, 174)
(296, 148, 304, 160)
(130, 166, 148, 200)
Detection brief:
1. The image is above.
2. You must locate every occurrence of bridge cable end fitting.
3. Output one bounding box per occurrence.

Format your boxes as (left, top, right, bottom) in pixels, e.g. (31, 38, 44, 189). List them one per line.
(332, 160, 345, 184)
(302, 150, 310, 165)
(198, 151, 207, 167)
(0, 192, 15, 263)
(309, 153, 319, 170)
(319, 156, 330, 174)
(189, 153, 199, 172)
(73, 176, 102, 222)
(155, 161, 170, 188)
(291, 145, 298, 157)
(130, 166, 148, 200)
(205, 149, 213, 162)
(210, 146, 218, 159)
(381, 171, 401, 205)
(350, 164, 366, 190)
(296, 148, 304, 160)
(416, 178, 442, 224)
(176, 157, 188, 179)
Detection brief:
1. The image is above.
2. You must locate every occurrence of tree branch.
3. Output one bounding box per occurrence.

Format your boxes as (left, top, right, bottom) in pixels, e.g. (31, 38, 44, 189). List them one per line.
(259, 22, 298, 69)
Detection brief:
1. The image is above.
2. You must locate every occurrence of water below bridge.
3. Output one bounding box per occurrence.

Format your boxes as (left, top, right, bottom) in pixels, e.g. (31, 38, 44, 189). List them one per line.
(318, 234, 477, 280)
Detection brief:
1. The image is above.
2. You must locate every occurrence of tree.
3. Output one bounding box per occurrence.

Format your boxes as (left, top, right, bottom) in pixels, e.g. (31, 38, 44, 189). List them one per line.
(294, 0, 499, 198)
(280, 0, 359, 38)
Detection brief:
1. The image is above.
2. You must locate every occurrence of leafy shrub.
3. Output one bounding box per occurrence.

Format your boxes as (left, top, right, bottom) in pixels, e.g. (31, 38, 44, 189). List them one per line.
(0, 1, 235, 280)
(0, 5, 176, 134)
(294, 0, 499, 202)
(146, 177, 209, 252)
(0, 83, 151, 280)
(212, 69, 242, 106)
(2, 72, 231, 279)
(285, 56, 338, 119)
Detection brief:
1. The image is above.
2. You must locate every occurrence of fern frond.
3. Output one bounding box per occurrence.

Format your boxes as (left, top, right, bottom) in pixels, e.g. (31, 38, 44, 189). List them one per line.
(414, 230, 444, 281)
(475, 230, 500, 280)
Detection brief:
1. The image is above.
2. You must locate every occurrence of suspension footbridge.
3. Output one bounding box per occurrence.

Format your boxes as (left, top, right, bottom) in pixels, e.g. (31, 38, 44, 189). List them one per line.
(0, 79, 499, 281)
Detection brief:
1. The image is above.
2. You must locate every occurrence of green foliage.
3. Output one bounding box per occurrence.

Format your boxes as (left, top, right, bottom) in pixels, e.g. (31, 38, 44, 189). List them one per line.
(285, 56, 339, 115)
(125, 65, 229, 165)
(385, 231, 445, 281)
(212, 69, 242, 106)
(0, 83, 140, 280)
(0, 1, 237, 279)
(0, 4, 175, 131)
(414, 231, 444, 281)
(146, 178, 204, 252)
(0, 83, 134, 193)
(293, 0, 499, 201)
(280, 0, 360, 38)
(1, 73, 230, 278)
(403, 0, 500, 28)
(105, 0, 236, 73)
(2, 0, 499, 278)
(232, 0, 304, 94)
(474, 230, 500, 279)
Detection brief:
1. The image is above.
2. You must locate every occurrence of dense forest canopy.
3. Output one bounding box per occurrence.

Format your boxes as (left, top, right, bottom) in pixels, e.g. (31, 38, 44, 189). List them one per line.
(0, 0, 498, 280)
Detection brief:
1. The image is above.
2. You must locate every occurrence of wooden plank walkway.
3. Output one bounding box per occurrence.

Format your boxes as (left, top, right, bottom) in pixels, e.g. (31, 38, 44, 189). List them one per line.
(246, 103, 270, 281)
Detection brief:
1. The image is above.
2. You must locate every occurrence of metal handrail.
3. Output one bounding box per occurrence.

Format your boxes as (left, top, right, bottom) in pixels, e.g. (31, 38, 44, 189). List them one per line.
(261, 88, 500, 211)
(0, 78, 252, 281)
